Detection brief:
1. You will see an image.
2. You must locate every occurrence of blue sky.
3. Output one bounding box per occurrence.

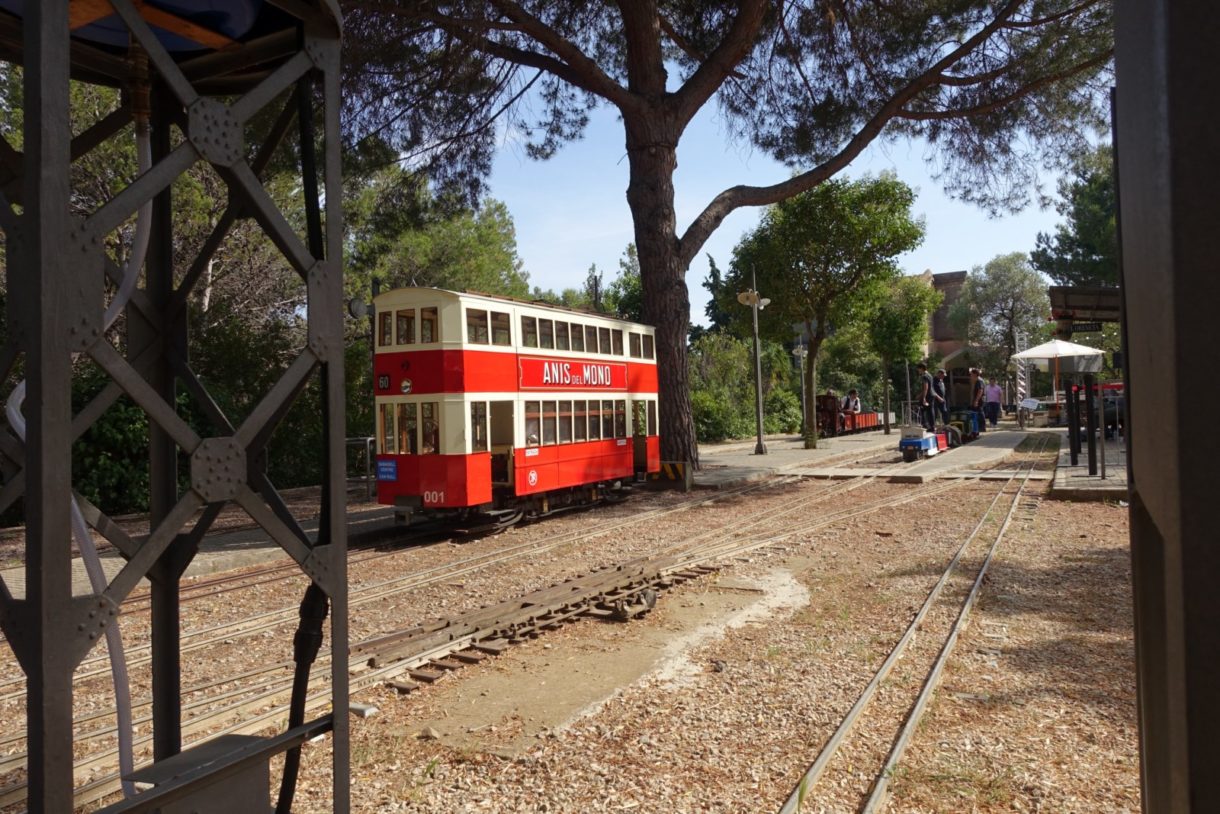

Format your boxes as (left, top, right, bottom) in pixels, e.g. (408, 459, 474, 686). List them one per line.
(488, 102, 1061, 327)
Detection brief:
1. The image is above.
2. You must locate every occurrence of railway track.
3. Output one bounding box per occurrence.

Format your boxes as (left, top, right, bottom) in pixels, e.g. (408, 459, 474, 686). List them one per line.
(776, 434, 1053, 813)
(0, 441, 1054, 810)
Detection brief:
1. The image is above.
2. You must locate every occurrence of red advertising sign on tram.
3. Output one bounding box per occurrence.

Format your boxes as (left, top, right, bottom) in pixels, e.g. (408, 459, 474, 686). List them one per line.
(519, 356, 628, 390)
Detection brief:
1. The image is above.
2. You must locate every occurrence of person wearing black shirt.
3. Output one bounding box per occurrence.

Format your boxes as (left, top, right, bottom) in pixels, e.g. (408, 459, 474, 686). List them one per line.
(917, 362, 935, 431)
(969, 368, 986, 434)
(932, 368, 949, 426)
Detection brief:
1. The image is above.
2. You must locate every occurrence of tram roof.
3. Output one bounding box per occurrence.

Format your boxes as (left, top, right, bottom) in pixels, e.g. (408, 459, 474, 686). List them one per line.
(374, 287, 657, 331)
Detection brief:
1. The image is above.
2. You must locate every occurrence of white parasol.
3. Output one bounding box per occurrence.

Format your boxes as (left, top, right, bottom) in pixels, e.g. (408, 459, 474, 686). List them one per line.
(1011, 339, 1104, 402)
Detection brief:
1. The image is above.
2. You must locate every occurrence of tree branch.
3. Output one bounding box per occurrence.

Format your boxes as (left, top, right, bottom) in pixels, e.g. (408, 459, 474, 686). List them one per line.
(670, 0, 769, 127)
(486, 0, 639, 112)
(677, 0, 1026, 268)
(900, 50, 1112, 121)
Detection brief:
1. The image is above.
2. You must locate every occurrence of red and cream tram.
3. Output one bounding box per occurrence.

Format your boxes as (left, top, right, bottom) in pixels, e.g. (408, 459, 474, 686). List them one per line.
(372, 288, 661, 526)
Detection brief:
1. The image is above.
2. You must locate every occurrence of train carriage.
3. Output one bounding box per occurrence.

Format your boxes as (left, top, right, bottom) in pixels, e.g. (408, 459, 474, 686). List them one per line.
(372, 288, 661, 526)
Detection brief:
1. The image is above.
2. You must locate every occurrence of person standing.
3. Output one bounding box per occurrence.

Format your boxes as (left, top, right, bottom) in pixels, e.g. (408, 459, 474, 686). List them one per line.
(984, 376, 1004, 428)
(969, 368, 986, 434)
(932, 368, 949, 426)
(917, 362, 935, 431)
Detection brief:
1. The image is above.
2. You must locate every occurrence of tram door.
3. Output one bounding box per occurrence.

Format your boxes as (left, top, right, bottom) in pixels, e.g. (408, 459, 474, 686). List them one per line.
(489, 401, 514, 485)
(632, 401, 648, 474)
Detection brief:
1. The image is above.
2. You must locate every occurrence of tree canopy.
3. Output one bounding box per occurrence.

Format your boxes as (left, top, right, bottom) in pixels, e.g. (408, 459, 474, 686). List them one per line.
(1030, 145, 1117, 287)
(341, 0, 1113, 465)
(867, 275, 944, 433)
(721, 174, 925, 445)
(950, 252, 1050, 376)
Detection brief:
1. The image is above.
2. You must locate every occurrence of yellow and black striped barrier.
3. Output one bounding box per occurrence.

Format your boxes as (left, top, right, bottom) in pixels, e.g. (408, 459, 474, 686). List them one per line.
(649, 461, 693, 491)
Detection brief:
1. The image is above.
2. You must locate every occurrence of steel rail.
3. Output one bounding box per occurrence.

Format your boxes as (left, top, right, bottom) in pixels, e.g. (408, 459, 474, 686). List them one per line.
(774, 434, 1053, 813)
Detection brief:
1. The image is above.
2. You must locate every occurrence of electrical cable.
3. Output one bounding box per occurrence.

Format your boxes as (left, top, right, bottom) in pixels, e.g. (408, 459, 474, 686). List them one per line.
(275, 582, 330, 814)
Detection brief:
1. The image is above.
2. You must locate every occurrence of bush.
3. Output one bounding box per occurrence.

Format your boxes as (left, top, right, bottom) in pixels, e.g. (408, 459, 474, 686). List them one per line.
(692, 389, 749, 442)
(764, 387, 802, 434)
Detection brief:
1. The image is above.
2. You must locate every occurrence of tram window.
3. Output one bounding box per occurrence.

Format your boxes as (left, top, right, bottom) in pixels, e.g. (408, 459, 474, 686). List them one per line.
(648, 400, 657, 436)
(612, 329, 624, 356)
(643, 334, 654, 359)
(573, 400, 588, 442)
(556, 322, 570, 350)
(598, 327, 611, 355)
(585, 325, 598, 353)
(470, 402, 488, 452)
(614, 400, 627, 438)
(378, 311, 393, 347)
(522, 316, 538, 348)
(467, 309, 490, 344)
(420, 402, 439, 453)
(558, 400, 573, 443)
(601, 400, 614, 438)
(586, 400, 600, 440)
(396, 309, 416, 345)
(542, 401, 557, 445)
(539, 319, 555, 349)
(524, 401, 541, 446)
(421, 307, 440, 343)
(570, 323, 585, 352)
(491, 311, 511, 345)
(379, 403, 396, 454)
(397, 403, 418, 455)
(632, 402, 646, 437)
(629, 332, 641, 358)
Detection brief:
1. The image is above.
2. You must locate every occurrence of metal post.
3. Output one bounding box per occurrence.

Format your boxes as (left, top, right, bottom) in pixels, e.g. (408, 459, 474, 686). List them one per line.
(737, 270, 767, 455)
(1098, 380, 1107, 479)
(750, 282, 766, 455)
(1084, 372, 1097, 476)
(20, 3, 77, 808)
(145, 82, 183, 762)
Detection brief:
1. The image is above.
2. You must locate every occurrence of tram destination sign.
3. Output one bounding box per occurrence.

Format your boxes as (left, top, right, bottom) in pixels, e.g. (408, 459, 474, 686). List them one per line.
(1070, 321, 1103, 333)
(519, 357, 628, 390)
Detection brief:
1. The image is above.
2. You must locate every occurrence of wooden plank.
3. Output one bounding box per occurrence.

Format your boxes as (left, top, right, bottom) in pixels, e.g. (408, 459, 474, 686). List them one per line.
(386, 680, 418, 695)
(451, 651, 486, 664)
(70, 0, 238, 51)
(408, 669, 444, 684)
(430, 659, 465, 671)
(472, 640, 508, 654)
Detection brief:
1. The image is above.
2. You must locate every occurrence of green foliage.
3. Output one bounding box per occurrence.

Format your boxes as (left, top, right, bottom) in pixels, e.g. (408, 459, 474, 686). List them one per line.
(606, 244, 644, 321)
(722, 175, 925, 347)
(1031, 146, 1117, 287)
(764, 388, 802, 434)
(868, 276, 943, 368)
(950, 253, 1051, 376)
(687, 331, 798, 442)
(71, 363, 153, 514)
(362, 197, 530, 297)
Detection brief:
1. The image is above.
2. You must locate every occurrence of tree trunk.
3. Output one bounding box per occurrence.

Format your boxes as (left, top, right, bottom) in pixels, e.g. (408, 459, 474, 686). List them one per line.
(802, 324, 825, 449)
(627, 117, 698, 467)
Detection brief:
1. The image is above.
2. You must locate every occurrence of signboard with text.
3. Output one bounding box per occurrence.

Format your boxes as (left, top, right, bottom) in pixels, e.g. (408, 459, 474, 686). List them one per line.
(519, 357, 628, 390)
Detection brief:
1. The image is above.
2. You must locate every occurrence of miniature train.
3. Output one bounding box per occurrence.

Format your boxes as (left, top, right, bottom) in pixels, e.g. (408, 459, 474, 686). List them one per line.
(372, 288, 661, 528)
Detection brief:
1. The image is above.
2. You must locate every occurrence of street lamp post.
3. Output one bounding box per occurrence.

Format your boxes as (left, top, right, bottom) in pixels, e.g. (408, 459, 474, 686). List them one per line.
(737, 271, 771, 455)
(792, 343, 808, 434)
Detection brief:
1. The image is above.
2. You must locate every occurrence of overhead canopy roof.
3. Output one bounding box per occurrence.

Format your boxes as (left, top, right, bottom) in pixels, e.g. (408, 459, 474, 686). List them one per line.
(0, 0, 340, 92)
(1049, 285, 1122, 322)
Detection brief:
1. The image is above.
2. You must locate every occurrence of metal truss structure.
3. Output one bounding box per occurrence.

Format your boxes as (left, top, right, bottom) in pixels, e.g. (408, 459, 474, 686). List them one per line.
(0, 2, 348, 811)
